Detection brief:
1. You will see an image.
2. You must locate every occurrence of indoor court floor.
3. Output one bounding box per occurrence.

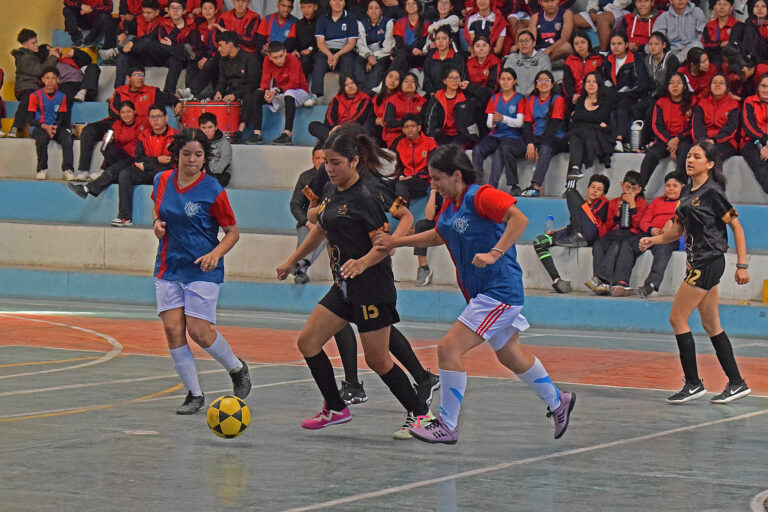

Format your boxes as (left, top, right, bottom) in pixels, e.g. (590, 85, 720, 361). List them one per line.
(1, 298, 767, 512)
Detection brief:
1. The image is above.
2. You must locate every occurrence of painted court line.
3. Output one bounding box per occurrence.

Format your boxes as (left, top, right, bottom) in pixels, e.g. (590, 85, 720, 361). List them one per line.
(280, 407, 768, 512)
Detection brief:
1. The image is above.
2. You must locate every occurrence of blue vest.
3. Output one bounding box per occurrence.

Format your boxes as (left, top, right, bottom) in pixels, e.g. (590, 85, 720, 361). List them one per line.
(32, 89, 65, 126)
(489, 92, 524, 139)
(436, 184, 524, 305)
(266, 13, 297, 42)
(362, 17, 390, 49)
(530, 95, 565, 139)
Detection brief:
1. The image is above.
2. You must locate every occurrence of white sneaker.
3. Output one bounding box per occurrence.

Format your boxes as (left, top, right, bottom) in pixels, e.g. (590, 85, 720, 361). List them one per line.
(89, 170, 103, 180)
(111, 218, 133, 227)
(36, 170, 47, 180)
(614, 140, 625, 152)
(98, 48, 119, 60)
(63, 170, 76, 181)
(7, 127, 18, 138)
(74, 90, 87, 102)
(75, 170, 90, 181)
(303, 94, 319, 107)
(0, 129, 5, 137)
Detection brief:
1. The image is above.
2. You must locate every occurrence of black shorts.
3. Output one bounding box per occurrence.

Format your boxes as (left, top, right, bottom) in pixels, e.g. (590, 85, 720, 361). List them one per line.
(319, 286, 400, 333)
(683, 255, 725, 291)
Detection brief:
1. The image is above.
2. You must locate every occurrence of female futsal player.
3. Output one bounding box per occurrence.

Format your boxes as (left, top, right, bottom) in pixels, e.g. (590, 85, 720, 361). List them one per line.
(276, 129, 433, 436)
(375, 144, 575, 444)
(640, 141, 751, 404)
(153, 129, 251, 415)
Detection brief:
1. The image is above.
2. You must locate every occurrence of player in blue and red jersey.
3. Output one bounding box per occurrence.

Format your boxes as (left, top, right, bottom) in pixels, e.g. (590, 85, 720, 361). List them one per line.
(152, 128, 251, 415)
(375, 144, 576, 444)
(28, 67, 74, 180)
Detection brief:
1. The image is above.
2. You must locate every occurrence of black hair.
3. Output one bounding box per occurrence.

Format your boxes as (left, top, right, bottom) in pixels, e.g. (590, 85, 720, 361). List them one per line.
(401, 71, 420, 91)
(337, 73, 361, 96)
(517, 29, 534, 42)
(427, 144, 478, 184)
(708, 72, 730, 93)
(200, 0, 219, 7)
(685, 47, 707, 72)
(691, 141, 726, 189)
(499, 67, 517, 80)
(299, 0, 318, 5)
(312, 141, 324, 153)
(752, 0, 767, 16)
(279, 0, 295, 5)
(609, 30, 628, 46)
(142, 0, 161, 9)
(531, 69, 555, 98)
(581, 70, 606, 103)
(42, 67, 60, 77)
(267, 40, 285, 53)
(148, 103, 166, 115)
(128, 65, 146, 75)
(376, 69, 401, 106)
(401, 113, 422, 126)
(622, 170, 642, 187)
(664, 71, 693, 116)
(168, 0, 186, 7)
(588, 173, 610, 193)
(17, 29, 37, 45)
(441, 66, 462, 83)
(648, 31, 671, 53)
(757, 71, 768, 86)
(119, 100, 136, 111)
(217, 30, 240, 46)
(323, 123, 394, 176)
(169, 128, 212, 165)
(198, 112, 218, 126)
(570, 29, 593, 54)
(472, 35, 491, 47)
(664, 171, 684, 184)
(365, 0, 384, 13)
(435, 25, 454, 44)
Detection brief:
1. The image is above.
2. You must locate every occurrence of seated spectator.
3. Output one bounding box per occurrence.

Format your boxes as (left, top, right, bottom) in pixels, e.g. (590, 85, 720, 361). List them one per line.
(245, 40, 309, 145)
(533, 173, 610, 293)
(472, 67, 526, 192)
(423, 26, 466, 95)
(703, 0, 737, 66)
(740, 73, 768, 194)
(411, 186, 442, 286)
(292, 0, 319, 95)
(370, 68, 401, 146)
(729, 0, 768, 64)
(424, 67, 476, 147)
(63, 0, 113, 47)
(653, 0, 706, 61)
(102, 0, 145, 51)
(46, 47, 101, 107)
(218, 0, 261, 53)
(383, 71, 426, 148)
(308, 74, 372, 142)
(530, 0, 573, 62)
(214, 31, 262, 142)
(303, 0, 358, 106)
(501, 0, 533, 55)
(520, 70, 568, 197)
(392, 113, 437, 202)
(76, 66, 179, 179)
(8, 29, 60, 138)
(111, 0, 172, 89)
(562, 30, 603, 107)
(585, 170, 648, 295)
(390, 0, 429, 75)
(464, 36, 501, 136)
(573, 0, 629, 52)
(113, 104, 178, 227)
(722, 48, 766, 99)
(184, 0, 223, 18)
(179, 0, 222, 100)
(354, 0, 396, 95)
(603, 31, 648, 151)
(423, 0, 461, 52)
(610, 172, 683, 297)
(289, 144, 327, 284)
(567, 72, 615, 182)
(615, 0, 658, 57)
(28, 68, 74, 181)
(100, 0, 160, 60)
(462, 0, 507, 56)
(255, 0, 298, 55)
(633, 31, 678, 147)
(69, 101, 142, 198)
(503, 30, 551, 96)
(692, 73, 739, 162)
(639, 72, 694, 186)
(678, 47, 716, 101)
(199, 112, 233, 186)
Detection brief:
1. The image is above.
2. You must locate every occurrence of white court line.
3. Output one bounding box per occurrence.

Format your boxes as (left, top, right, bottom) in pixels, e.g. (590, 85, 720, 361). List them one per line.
(280, 407, 768, 512)
(751, 490, 768, 512)
(0, 314, 122, 379)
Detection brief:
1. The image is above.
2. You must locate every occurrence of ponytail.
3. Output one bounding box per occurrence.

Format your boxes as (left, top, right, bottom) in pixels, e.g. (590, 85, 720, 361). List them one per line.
(427, 144, 477, 184)
(324, 123, 394, 176)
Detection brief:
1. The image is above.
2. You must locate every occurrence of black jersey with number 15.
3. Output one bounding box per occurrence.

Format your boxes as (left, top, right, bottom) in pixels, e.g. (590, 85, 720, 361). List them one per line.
(674, 179, 737, 268)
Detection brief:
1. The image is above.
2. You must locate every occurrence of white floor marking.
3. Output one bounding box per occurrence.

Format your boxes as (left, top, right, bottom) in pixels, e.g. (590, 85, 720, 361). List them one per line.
(280, 407, 768, 512)
(751, 489, 768, 512)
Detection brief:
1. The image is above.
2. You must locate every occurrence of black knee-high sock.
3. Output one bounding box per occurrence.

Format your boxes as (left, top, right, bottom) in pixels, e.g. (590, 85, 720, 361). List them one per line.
(710, 331, 743, 384)
(334, 325, 359, 385)
(380, 364, 428, 415)
(388, 327, 430, 384)
(305, 350, 346, 411)
(675, 332, 700, 384)
(534, 234, 560, 281)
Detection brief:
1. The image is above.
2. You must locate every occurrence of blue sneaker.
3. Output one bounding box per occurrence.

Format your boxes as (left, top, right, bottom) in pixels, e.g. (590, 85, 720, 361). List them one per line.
(521, 186, 540, 197)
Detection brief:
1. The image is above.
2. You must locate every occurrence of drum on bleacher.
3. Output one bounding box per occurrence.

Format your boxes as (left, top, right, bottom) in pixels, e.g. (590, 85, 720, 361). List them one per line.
(180, 100, 241, 135)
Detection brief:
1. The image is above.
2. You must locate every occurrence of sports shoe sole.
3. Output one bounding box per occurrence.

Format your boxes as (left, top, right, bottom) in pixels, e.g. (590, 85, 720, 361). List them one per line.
(666, 388, 707, 404)
(554, 392, 576, 439)
(301, 415, 352, 430)
(711, 387, 751, 404)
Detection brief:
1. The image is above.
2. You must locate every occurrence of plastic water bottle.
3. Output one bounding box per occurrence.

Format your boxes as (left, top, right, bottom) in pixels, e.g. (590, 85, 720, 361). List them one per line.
(545, 215, 555, 233)
(630, 121, 644, 152)
(619, 201, 631, 229)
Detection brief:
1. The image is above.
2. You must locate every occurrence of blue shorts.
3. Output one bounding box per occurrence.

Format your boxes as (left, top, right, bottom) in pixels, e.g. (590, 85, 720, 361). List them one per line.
(458, 294, 529, 351)
(155, 278, 220, 324)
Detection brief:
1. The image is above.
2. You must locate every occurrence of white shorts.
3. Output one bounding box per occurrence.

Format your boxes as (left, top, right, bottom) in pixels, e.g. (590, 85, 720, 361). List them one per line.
(155, 278, 220, 324)
(578, 8, 626, 31)
(267, 89, 310, 113)
(507, 11, 531, 21)
(458, 294, 529, 351)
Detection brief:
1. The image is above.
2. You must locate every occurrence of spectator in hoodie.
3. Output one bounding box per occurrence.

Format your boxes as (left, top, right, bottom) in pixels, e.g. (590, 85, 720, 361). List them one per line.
(218, 0, 262, 53)
(383, 71, 427, 148)
(424, 67, 477, 147)
(354, 0, 396, 95)
(729, 0, 768, 65)
(653, 0, 706, 61)
(370, 69, 401, 146)
(28, 68, 75, 181)
(504, 30, 551, 96)
(562, 30, 603, 106)
(530, 0, 573, 62)
(8, 29, 60, 138)
(703, 0, 737, 66)
(308, 74, 373, 142)
(615, 0, 659, 57)
(692, 73, 739, 162)
(392, 114, 438, 202)
(199, 112, 233, 187)
(63, 0, 114, 47)
(610, 172, 683, 297)
(633, 31, 679, 147)
(422, 26, 466, 95)
(739, 73, 768, 194)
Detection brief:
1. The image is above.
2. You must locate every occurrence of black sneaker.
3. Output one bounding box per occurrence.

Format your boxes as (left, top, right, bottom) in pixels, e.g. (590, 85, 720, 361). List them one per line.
(556, 233, 588, 248)
(229, 359, 251, 398)
(414, 371, 440, 406)
(246, 132, 263, 145)
(711, 380, 751, 404)
(666, 380, 706, 404)
(229, 130, 245, 144)
(68, 182, 88, 199)
(637, 283, 657, 298)
(509, 185, 523, 196)
(339, 380, 367, 405)
(176, 391, 205, 414)
(566, 166, 584, 180)
(552, 279, 571, 294)
(272, 132, 293, 145)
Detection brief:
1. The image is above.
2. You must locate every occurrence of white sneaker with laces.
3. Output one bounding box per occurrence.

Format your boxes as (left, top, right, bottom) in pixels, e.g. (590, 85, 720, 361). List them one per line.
(75, 170, 90, 181)
(74, 90, 87, 102)
(36, 170, 47, 180)
(8, 127, 18, 138)
(303, 94, 318, 107)
(90, 170, 103, 180)
(63, 170, 76, 181)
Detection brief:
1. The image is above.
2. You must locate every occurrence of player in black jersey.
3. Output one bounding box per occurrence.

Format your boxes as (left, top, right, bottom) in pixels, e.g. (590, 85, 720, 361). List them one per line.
(277, 128, 433, 434)
(640, 142, 751, 405)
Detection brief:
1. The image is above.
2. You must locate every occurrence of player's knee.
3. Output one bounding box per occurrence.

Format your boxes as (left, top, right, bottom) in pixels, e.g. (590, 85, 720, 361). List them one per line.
(364, 351, 391, 374)
(700, 318, 721, 337)
(533, 234, 551, 253)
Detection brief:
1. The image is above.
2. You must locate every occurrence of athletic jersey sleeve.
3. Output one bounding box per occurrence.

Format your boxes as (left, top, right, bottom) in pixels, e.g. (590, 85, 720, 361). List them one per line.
(474, 184, 516, 223)
(210, 189, 237, 227)
(708, 186, 737, 223)
(485, 95, 497, 115)
(551, 95, 566, 120)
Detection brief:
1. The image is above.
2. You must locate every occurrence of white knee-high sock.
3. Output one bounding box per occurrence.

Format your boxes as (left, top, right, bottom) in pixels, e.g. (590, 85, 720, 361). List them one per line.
(439, 369, 467, 430)
(170, 344, 202, 396)
(516, 357, 561, 410)
(203, 332, 242, 372)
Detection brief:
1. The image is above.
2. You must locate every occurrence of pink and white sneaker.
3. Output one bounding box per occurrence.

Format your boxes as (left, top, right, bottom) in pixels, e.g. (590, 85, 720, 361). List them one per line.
(301, 405, 351, 429)
(409, 416, 458, 444)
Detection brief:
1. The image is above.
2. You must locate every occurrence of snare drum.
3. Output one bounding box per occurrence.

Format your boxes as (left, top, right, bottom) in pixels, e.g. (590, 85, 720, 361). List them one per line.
(180, 100, 242, 135)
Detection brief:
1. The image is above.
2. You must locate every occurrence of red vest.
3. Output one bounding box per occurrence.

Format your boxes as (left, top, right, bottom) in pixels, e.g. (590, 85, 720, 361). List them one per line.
(139, 126, 178, 158)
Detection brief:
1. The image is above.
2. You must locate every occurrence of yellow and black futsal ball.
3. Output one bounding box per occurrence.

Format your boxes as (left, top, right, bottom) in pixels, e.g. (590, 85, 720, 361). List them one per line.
(206, 395, 250, 439)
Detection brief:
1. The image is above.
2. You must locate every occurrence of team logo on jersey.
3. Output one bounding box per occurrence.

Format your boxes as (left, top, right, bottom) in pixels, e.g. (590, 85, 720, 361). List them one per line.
(691, 197, 700, 208)
(509, 104, 516, 114)
(555, 22, 562, 31)
(337, 204, 348, 215)
(184, 201, 201, 217)
(483, 69, 489, 76)
(452, 216, 469, 234)
(416, 106, 422, 112)
(342, 23, 347, 30)
(422, 150, 427, 157)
